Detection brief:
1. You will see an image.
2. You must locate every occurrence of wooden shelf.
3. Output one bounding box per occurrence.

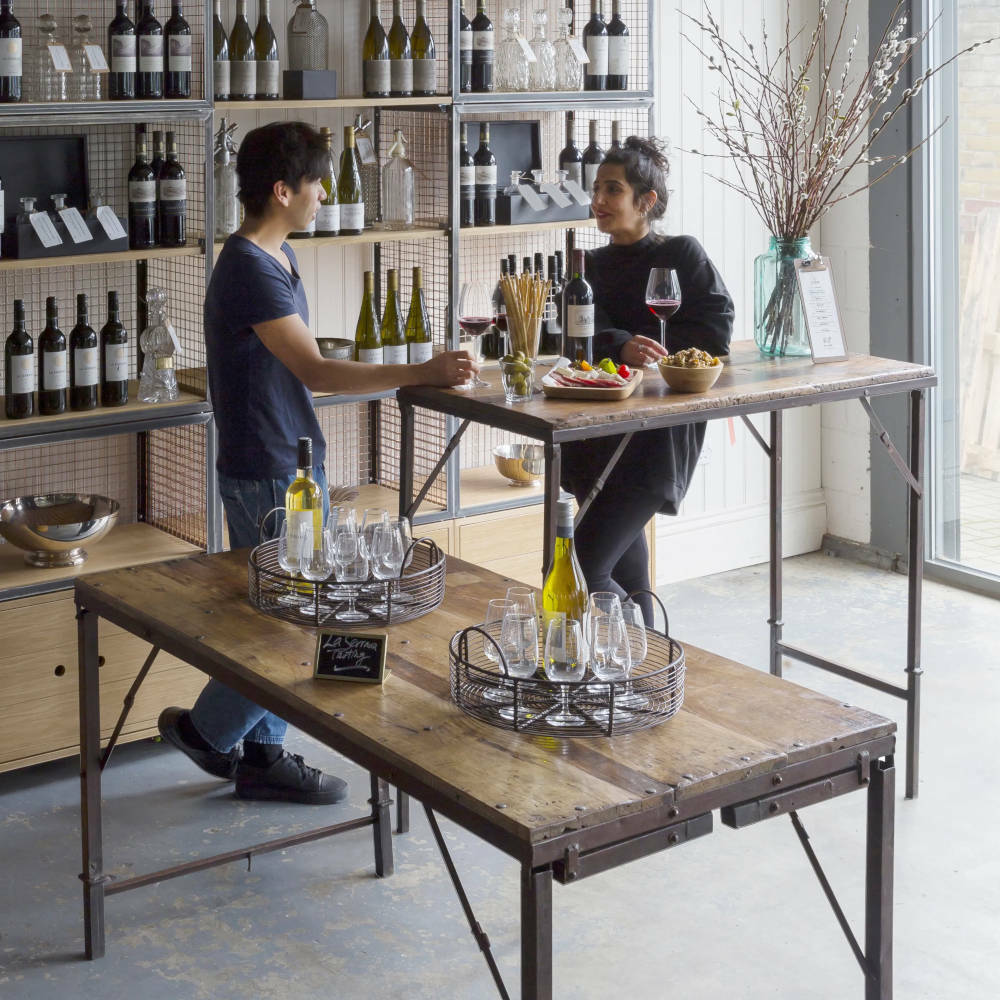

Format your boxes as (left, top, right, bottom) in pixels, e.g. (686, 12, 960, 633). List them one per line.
(460, 218, 597, 238)
(0, 242, 204, 272)
(0, 522, 201, 596)
(215, 96, 450, 111)
(213, 224, 446, 258)
(460, 463, 544, 508)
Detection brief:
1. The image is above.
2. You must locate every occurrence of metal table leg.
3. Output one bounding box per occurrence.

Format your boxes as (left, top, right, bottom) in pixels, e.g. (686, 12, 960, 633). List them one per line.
(399, 401, 415, 521)
(521, 864, 553, 1000)
(542, 442, 561, 578)
(769, 410, 784, 677)
(865, 757, 895, 999)
(77, 601, 106, 959)
(370, 775, 394, 877)
(905, 390, 925, 799)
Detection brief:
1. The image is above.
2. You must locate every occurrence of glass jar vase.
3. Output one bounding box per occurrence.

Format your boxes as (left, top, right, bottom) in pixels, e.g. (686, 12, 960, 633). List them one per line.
(753, 235, 813, 357)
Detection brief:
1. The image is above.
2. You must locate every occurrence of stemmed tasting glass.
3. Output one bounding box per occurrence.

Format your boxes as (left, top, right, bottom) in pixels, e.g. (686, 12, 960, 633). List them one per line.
(360, 508, 390, 594)
(370, 520, 405, 617)
(457, 281, 492, 389)
(333, 524, 369, 622)
(326, 507, 356, 598)
(505, 585, 538, 624)
(497, 610, 541, 723)
(618, 600, 648, 708)
(299, 523, 337, 620)
(482, 598, 516, 704)
(543, 618, 586, 727)
(645, 268, 682, 352)
(275, 512, 306, 608)
(388, 515, 417, 605)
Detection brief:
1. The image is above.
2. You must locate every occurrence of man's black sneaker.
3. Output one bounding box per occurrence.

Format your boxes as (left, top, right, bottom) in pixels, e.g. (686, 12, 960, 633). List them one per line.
(234, 751, 348, 805)
(157, 707, 241, 781)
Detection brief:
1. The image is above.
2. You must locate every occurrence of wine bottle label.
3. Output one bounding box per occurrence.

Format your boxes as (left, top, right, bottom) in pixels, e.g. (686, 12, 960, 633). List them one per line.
(565, 304, 595, 337)
(460, 166, 475, 193)
(43, 350, 68, 390)
(168, 34, 193, 72)
(408, 341, 432, 364)
(340, 203, 364, 230)
(412, 58, 436, 92)
(315, 204, 340, 233)
(256, 59, 279, 95)
(382, 344, 407, 365)
(584, 162, 602, 193)
(562, 161, 583, 186)
(159, 178, 187, 201)
(473, 32, 494, 52)
(390, 58, 413, 93)
(129, 180, 156, 203)
(74, 346, 99, 387)
(110, 33, 136, 72)
(230, 60, 256, 96)
(9, 354, 32, 395)
(475, 165, 497, 186)
(213, 59, 230, 97)
(460, 28, 472, 52)
(0, 37, 22, 77)
(585, 35, 608, 75)
(357, 347, 383, 364)
(285, 509, 311, 569)
(364, 59, 390, 93)
(608, 36, 629, 76)
(139, 34, 164, 71)
(105, 343, 128, 382)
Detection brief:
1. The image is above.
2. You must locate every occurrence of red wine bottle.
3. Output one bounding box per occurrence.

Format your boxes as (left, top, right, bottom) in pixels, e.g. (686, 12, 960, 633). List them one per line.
(473, 123, 496, 227)
(101, 290, 129, 407)
(459, 4, 472, 92)
(606, 0, 629, 90)
(562, 249, 594, 364)
(582, 119, 606, 193)
(470, 0, 493, 92)
(4, 298, 32, 419)
(69, 293, 99, 412)
(583, 0, 608, 91)
(459, 123, 475, 228)
(158, 130, 186, 247)
(540, 255, 562, 355)
(38, 296, 67, 416)
(108, 0, 136, 99)
(558, 113, 584, 188)
(0, 0, 23, 103)
(136, 0, 164, 99)
(128, 125, 157, 249)
(164, 0, 192, 98)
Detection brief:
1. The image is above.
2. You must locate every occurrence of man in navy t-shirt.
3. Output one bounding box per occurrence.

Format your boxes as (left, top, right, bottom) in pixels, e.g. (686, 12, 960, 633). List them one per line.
(159, 122, 477, 805)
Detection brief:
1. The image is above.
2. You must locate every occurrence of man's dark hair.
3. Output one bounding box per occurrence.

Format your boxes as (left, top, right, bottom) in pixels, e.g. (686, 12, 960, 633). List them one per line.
(601, 135, 671, 220)
(236, 121, 329, 218)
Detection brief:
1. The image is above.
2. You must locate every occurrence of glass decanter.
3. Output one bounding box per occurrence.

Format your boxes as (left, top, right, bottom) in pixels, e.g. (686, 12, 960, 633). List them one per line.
(36, 13, 68, 102)
(71, 14, 102, 101)
(16, 195, 37, 226)
(286, 0, 329, 71)
(138, 288, 179, 403)
(503, 170, 523, 196)
(554, 6, 583, 91)
(494, 8, 529, 92)
(214, 118, 241, 239)
(381, 129, 414, 229)
(528, 9, 556, 92)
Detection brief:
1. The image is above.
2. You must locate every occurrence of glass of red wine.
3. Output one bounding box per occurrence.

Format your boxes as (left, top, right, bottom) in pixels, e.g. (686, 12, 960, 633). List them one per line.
(457, 280, 491, 389)
(645, 267, 681, 353)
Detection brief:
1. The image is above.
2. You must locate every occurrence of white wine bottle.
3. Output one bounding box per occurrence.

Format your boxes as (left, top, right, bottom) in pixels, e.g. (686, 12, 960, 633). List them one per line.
(229, 0, 254, 100)
(253, 0, 279, 99)
(405, 266, 432, 364)
(212, 0, 229, 100)
(381, 268, 407, 365)
(541, 494, 588, 632)
(284, 436, 323, 566)
(314, 126, 339, 236)
(362, 0, 389, 98)
(387, 0, 411, 97)
(355, 270, 383, 363)
(337, 125, 364, 235)
(411, 0, 436, 96)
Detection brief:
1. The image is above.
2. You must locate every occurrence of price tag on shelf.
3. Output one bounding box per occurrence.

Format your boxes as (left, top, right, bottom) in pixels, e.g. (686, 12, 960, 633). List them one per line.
(355, 134, 378, 166)
(516, 36, 537, 62)
(540, 181, 571, 208)
(29, 211, 62, 248)
(84, 45, 109, 72)
(48, 44, 72, 72)
(96, 206, 127, 241)
(516, 183, 546, 212)
(59, 207, 93, 244)
(562, 178, 591, 206)
(794, 257, 848, 363)
(569, 38, 590, 64)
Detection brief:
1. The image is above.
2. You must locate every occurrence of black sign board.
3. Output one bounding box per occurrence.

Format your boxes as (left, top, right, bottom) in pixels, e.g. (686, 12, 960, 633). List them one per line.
(313, 631, 388, 684)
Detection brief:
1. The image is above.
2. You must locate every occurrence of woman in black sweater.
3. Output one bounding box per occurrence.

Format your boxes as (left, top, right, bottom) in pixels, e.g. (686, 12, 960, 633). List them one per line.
(561, 137, 735, 624)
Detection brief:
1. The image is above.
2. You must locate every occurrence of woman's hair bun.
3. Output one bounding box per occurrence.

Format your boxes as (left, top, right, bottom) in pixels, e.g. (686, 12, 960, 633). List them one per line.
(623, 135, 670, 173)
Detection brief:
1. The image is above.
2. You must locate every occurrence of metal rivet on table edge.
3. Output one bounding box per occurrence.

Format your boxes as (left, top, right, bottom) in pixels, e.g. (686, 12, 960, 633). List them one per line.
(667, 807, 679, 818)
(769, 802, 780, 813)
(423, 726, 433, 731)
(772, 774, 783, 785)
(195, 635, 206, 640)
(740, 756, 751, 762)
(333, 712, 344, 718)
(496, 803, 507, 809)
(645, 788, 656, 795)
(681, 774, 694, 781)
(793, 741, 805, 748)
(574, 805, 586, 812)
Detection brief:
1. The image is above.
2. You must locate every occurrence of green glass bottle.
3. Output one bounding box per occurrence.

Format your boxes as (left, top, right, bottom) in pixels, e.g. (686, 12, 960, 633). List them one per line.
(381, 268, 407, 364)
(355, 270, 383, 364)
(253, 0, 279, 99)
(405, 266, 432, 364)
(541, 494, 588, 632)
(337, 125, 364, 235)
(411, 0, 436, 96)
(314, 125, 339, 236)
(362, 0, 389, 97)
(387, 0, 411, 97)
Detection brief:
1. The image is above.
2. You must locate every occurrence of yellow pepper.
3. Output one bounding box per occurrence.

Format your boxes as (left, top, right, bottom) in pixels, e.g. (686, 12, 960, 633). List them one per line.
(578, 360, 593, 371)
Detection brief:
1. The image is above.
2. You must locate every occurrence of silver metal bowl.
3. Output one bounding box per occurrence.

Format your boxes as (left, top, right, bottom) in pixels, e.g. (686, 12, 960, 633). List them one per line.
(316, 337, 355, 360)
(492, 444, 545, 487)
(0, 493, 120, 568)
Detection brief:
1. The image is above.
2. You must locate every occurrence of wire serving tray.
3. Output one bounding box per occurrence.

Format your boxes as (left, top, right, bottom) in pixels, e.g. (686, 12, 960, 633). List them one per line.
(248, 537, 445, 630)
(449, 622, 685, 738)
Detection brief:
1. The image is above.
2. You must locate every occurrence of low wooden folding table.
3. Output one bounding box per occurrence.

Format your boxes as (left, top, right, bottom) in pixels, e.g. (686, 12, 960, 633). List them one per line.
(76, 550, 895, 998)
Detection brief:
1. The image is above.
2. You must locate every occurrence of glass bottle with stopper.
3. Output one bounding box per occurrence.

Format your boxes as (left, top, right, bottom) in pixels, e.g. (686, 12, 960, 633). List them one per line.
(214, 117, 240, 239)
(36, 13, 67, 102)
(137, 287, 179, 403)
(287, 0, 327, 70)
(554, 6, 583, 91)
(71, 14, 102, 100)
(494, 7, 527, 92)
(528, 8, 556, 91)
(381, 128, 414, 229)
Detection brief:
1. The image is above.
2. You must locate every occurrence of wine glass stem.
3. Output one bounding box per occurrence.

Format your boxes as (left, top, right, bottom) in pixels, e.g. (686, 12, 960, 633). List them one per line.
(658, 317, 666, 348)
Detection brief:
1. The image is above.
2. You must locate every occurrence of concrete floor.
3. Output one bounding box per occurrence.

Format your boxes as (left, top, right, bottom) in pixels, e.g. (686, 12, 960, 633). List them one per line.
(1, 552, 997, 999)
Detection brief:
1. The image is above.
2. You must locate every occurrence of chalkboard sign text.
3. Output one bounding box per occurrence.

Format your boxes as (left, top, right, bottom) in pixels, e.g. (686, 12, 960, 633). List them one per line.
(314, 631, 389, 684)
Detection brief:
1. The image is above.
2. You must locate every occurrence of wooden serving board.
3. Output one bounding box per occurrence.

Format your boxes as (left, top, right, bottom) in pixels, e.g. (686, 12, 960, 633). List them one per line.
(540, 367, 643, 401)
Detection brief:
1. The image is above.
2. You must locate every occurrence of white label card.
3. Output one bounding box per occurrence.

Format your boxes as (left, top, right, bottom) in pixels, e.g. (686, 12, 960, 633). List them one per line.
(569, 38, 590, 64)
(563, 178, 591, 206)
(516, 36, 537, 62)
(794, 257, 848, 362)
(48, 44, 72, 72)
(59, 207, 93, 244)
(10, 355, 32, 395)
(97, 205, 128, 240)
(84, 44, 109, 71)
(516, 183, 545, 212)
(29, 211, 62, 248)
(356, 135, 378, 165)
(540, 182, 571, 208)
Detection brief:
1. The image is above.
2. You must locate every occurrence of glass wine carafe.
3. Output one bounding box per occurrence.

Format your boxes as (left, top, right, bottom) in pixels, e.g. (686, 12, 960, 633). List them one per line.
(528, 9, 556, 91)
(35, 13, 68, 102)
(494, 7, 528, 92)
(554, 6, 583, 91)
(137, 287, 179, 403)
(286, 0, 328, 71)
(71, 14, 102, 101)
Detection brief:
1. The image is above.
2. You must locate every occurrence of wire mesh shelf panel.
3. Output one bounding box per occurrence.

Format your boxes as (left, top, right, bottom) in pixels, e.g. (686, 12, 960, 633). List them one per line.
(378, 109, 449, 227)
(144, 421, 207, 546)
(148, 253, 208, 396)
(375, 395, 448, 509)
(9, 0, 207, 102)
(450, 622, 684, 737)
(0, 434, 138, 521)
(315, 400, 370, 490)
(248, 535, 445, 628)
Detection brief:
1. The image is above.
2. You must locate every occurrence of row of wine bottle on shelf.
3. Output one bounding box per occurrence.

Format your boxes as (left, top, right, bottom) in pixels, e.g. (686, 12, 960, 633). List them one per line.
(127, 125, 187, 249)
(353, 266, 433, 364)
(3, 293, 130, 419)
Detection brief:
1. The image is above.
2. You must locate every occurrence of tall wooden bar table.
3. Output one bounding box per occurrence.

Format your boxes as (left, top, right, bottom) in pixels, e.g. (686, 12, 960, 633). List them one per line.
(76, 551, 896, 998)
(397, 344, 936, 799)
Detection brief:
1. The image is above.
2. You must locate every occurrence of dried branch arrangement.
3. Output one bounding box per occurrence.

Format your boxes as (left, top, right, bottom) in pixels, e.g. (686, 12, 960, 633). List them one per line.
(501, 273, 551, 358)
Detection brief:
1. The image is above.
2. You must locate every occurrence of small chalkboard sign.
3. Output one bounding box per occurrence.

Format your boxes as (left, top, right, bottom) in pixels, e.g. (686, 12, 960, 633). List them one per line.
(314, 631, 389, 684)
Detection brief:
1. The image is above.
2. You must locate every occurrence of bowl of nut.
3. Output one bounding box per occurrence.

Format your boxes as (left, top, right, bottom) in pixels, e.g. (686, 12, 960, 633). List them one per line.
(657, 348, 725, 393)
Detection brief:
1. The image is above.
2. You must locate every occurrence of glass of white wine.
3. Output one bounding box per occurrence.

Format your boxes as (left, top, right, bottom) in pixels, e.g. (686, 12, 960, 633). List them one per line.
(543, 618, 586, 727)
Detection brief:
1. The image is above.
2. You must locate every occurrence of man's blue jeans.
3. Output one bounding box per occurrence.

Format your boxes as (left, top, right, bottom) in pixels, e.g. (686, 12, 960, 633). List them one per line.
(189, 466, 329, 751)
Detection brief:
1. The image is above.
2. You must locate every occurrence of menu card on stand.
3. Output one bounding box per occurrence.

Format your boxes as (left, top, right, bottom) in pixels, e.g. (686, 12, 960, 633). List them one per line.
(794, 257, 848, 362)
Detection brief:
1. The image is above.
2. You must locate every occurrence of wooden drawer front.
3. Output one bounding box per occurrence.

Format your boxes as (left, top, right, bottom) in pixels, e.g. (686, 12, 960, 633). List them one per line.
(457, 507, 544, 566)
(413, 522, 452, 554)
